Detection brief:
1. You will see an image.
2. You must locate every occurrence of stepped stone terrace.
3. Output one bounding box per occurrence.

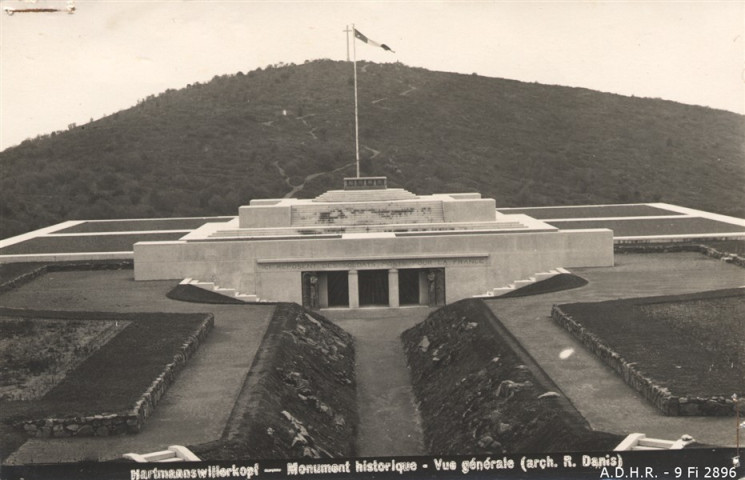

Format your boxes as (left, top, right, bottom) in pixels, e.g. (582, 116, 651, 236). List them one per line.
(192, 187, 544, 239)
(133, 178, 613, 308)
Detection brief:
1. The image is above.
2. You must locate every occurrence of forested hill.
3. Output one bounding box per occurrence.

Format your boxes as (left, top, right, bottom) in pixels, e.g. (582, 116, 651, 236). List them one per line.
(1, 59, 743, 238)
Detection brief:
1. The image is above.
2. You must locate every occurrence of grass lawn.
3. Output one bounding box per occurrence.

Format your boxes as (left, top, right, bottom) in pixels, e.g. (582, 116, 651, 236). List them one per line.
(498, 204, 682, 219)
(0, 232, 185, 255)
(548, 217, 745, 236)
(55, 217, 233, 234)
(0, 317, 128, 401)
(0, 309, 211, 460)
(2, 311, 211, 421)
(557, 289, 745, 399)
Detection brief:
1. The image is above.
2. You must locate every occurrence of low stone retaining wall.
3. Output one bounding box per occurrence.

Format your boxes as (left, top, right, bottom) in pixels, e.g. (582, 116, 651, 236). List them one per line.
(18, 314, 214, 438)
(551, 306, 735, 416)
(615, 242, 745, 268)
(0, 265, 47, 293)
(47, 260, 133, 272)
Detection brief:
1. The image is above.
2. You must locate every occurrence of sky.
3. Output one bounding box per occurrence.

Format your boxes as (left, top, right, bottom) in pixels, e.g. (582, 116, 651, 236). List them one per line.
(1, 0, 743, 152)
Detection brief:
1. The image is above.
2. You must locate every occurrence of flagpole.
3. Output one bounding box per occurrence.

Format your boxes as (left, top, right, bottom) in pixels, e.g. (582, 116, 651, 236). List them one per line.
(352, 24, 360, 178)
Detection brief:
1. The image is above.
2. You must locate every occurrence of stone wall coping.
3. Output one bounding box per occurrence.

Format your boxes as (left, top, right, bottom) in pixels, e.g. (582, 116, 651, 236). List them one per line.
(0, 221, 84, 249)
(134, 241, 187, 246)
(0, 252, 134, 264)
(616, 233, 745, 242)
(341, 232, 396, 239)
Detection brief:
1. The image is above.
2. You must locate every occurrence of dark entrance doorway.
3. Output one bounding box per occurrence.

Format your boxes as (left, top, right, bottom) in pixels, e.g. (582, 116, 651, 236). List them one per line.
(398, 269, 420, 305)
(358, 270, 389, 306)
(327, 271, 349, 307)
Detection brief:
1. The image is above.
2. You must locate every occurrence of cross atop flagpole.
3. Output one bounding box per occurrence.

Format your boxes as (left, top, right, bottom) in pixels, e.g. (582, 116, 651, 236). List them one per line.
(343, 25, 352, 62)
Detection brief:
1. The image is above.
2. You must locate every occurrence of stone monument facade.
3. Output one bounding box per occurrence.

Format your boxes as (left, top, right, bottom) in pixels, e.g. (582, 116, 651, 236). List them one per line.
(134, 178, 613, 307)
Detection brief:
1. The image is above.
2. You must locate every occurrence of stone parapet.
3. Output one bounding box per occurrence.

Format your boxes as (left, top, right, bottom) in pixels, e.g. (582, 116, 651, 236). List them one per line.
(313, 188, 417, 203)
(291, 200, 446, 226)
(441, 197, 496, 223)
(239, 204, 292, 229)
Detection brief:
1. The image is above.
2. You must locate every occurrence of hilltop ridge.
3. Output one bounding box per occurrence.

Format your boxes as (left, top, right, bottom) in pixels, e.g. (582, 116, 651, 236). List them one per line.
(1, 59, 743, 238)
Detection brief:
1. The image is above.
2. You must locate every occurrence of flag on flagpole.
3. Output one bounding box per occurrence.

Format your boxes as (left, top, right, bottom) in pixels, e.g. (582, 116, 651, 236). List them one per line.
(354, 29, 395, 53)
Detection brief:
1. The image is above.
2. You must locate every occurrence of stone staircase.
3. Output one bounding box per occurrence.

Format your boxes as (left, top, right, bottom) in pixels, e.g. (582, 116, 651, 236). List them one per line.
(614, 433, 695, 451)
(182, 278, 261, 303)
(477, 268, 570, 298)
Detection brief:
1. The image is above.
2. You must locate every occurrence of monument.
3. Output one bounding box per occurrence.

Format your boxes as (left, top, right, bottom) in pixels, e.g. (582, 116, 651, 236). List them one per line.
(132, 29, 608, 307)
(134, 177, 613, 308)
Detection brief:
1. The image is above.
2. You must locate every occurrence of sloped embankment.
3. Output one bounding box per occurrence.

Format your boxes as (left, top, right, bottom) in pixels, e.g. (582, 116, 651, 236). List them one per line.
(197, 303, 356, 460)
(402, 299, 621, 454)
(166, 283, 247, 304)
(498, 273, 588, 298)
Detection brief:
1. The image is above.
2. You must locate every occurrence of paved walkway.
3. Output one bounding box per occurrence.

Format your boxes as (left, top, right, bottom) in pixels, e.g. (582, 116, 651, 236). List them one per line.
(322, 307, 431, 457)
(2, 252, 742, 462)
(484, 252, 744, 447)
(1, 270, 274, 464)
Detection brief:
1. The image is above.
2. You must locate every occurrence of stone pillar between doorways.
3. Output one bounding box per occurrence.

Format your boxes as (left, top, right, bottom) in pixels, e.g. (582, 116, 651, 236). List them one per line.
(388, 268, 399, 307)
(348, 270, 359, 308)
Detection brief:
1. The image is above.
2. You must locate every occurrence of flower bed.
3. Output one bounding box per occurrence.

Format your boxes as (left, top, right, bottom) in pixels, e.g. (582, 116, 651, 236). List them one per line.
(0, 317, 128, 401)
(553, 289, 744, 416)
(5, 310, 213, 437)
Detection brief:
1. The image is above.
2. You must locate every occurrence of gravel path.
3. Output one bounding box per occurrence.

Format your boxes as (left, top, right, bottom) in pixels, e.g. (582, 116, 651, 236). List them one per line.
(322, 307, 432, 457)
(1, 270, 274, 464)
(484, 252, 745, 447)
